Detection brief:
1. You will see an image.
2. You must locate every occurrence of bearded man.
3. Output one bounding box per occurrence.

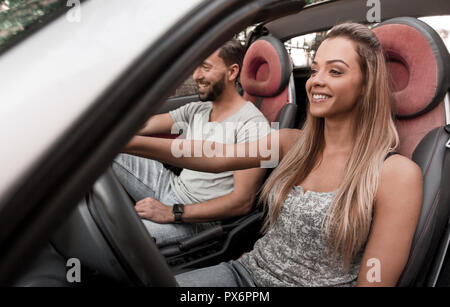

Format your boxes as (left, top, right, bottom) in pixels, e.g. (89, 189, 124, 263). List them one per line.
(113, 40, 270, 247)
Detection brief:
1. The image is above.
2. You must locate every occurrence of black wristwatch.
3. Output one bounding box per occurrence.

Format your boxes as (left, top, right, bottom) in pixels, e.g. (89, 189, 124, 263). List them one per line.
(173, 204, 184, 224)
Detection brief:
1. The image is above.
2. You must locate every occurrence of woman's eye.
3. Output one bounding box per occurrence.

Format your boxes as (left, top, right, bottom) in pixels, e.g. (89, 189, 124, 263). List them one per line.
(309, 69, 318, 76)
(330, 69, 342, 75)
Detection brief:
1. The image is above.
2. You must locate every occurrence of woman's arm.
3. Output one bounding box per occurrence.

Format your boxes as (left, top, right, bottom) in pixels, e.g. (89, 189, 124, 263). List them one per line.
(124, 128, 301, 173)
(356, 155, 423, 287)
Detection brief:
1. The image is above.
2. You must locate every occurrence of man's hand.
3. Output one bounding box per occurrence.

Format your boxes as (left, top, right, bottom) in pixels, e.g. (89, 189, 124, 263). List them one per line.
(135, 197, 174, 224)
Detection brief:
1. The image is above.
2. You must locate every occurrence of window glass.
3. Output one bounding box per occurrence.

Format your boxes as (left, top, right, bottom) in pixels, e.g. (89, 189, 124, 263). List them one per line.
(419, 15, 450, 52)
(284, 31, 327, 67)
(0, 0, 68, 53)
(170, 76, 197, 98)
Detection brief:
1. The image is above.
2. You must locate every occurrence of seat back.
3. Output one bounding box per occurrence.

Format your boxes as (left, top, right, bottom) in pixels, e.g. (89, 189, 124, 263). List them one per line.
(373, 17, 450, 286)
(374, 17, 450, 158)
(240, 36, 297, 129)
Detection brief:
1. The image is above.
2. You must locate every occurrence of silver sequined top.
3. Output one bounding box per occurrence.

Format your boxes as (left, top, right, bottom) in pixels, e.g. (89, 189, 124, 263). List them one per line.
(239, 186, 362, 287)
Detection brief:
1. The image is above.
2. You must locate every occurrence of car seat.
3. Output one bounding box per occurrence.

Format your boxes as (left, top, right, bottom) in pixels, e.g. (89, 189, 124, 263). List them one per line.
(240, 35, 297, 128)
(373, 17, 450, 286)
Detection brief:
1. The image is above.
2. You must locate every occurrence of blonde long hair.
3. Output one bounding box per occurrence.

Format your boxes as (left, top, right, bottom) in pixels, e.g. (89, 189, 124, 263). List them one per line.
(259, 23, 399, 267)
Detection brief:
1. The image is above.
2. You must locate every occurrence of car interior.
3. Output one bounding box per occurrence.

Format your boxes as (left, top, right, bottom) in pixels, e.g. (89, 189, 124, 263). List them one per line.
(11, 1, 450, 287)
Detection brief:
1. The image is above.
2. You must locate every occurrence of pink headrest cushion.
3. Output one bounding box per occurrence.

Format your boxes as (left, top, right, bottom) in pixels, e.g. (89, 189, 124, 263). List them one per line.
(241, 36, 292, 97)
(373, 18, 450, 118)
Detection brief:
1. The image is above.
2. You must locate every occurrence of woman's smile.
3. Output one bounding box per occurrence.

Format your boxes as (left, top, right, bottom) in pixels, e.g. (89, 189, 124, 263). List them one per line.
(310, 92, 333, 103)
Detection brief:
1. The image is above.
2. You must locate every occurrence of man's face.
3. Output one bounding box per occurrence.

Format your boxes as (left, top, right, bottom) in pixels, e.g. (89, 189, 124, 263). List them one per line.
(193, 50, 228, 102)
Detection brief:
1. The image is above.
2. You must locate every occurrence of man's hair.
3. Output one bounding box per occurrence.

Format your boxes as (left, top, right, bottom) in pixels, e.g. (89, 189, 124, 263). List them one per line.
(217, 39, 246, 78)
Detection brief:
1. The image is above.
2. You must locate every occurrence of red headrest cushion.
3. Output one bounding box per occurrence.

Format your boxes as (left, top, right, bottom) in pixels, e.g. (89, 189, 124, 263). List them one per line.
(241, 36, 292, 97)
(373, 17, 450, 119)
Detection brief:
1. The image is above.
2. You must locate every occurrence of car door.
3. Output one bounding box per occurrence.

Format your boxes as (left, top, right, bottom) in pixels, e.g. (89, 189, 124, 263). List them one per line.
(0, 0, 308, 285)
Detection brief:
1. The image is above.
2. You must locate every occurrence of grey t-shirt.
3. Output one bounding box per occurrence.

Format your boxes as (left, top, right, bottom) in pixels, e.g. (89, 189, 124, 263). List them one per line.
(168, 101, 270, 204)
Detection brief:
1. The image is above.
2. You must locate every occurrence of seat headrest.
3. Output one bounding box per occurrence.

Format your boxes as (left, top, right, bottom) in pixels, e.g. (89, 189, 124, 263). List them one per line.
(373, 17, 450, 119)
(240, 36, 292, 97)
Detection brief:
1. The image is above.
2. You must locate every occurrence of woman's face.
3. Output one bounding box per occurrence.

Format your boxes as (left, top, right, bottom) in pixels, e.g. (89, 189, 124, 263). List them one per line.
(305, 37, 364, 120)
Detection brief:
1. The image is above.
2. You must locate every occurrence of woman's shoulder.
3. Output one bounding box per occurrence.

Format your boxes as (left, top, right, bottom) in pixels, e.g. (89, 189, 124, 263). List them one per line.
(376, 154, 423, 208)
(278, 128, 301, 157)
(381, 154, 422, 181)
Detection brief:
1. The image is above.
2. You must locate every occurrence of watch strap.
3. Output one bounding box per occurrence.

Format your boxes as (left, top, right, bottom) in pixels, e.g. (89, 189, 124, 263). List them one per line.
(173, 203, 184, 224)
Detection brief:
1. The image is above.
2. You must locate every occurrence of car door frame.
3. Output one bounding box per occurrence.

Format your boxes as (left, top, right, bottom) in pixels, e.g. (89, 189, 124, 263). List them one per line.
(0, 0, 307, 285)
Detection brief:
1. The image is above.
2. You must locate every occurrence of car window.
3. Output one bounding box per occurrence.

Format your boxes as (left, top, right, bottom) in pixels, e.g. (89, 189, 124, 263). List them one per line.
(0, 0, 69, 53)
(419, 15, 450, 52)
(170, 76, 198, 98)
(284, 31, 327, 67)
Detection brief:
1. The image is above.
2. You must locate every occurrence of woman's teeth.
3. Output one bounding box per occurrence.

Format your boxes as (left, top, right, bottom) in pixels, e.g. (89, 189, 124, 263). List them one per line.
(312, 94, 330, 101)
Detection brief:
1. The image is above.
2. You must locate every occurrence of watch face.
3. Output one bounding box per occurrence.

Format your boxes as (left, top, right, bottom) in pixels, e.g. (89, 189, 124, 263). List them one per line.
(173, 204, 184, 214)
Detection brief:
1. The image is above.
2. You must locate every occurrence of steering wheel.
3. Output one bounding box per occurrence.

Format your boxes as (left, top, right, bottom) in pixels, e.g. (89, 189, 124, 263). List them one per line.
(90, 167, 178, 286)
(52, 167, 177, 286)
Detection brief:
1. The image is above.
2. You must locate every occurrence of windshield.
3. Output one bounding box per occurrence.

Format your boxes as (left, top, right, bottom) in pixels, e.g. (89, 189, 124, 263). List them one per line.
(0, 0, 69, 53)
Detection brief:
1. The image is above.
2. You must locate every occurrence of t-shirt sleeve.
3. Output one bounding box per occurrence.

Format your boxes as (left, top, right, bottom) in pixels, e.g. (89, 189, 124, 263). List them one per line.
(169, 102, 199, 133)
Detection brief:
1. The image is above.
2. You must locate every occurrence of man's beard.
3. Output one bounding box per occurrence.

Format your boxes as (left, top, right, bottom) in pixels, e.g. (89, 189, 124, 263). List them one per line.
(198, 74, 226, 102)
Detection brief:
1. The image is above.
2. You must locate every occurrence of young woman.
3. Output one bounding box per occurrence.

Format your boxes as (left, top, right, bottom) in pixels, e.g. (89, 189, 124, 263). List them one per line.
(125, 22, 423, 286)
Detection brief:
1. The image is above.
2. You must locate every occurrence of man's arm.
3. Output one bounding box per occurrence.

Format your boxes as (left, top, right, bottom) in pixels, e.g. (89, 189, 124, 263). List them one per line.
(135, 167, 267, 223)
(183, 167, 267, 222)
(137, 113, 175, 136)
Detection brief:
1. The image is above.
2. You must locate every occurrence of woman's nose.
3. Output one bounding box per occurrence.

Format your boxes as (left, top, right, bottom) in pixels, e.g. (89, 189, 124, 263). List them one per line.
(310, 71, 326, 87)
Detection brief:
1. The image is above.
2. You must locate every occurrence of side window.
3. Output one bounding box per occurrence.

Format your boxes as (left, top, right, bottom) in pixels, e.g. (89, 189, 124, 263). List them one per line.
(170, 76, 198, 98)
(284, 31, 327, 68)
(419, 15, 450, 52)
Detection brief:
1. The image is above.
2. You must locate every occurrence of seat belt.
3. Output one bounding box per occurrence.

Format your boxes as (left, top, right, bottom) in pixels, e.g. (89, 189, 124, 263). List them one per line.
(255, 96, 263, 109)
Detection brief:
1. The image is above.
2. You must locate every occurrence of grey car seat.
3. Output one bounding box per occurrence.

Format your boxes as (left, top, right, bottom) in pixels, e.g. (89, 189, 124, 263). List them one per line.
(373, 17, 450, 286)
